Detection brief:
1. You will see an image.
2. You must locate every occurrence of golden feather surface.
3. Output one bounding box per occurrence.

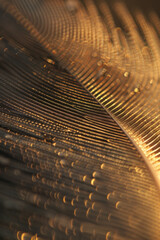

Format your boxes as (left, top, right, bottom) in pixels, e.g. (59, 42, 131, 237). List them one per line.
(0, 0, 160, 239)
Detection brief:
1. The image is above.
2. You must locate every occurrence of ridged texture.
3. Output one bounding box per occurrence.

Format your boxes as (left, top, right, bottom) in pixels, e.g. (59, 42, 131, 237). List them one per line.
(1, 0, 160, 184)
(0, 0, 160, 240)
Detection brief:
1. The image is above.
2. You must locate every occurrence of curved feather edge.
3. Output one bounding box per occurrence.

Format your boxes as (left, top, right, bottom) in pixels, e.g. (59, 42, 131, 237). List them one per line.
(0, 0, 160, 190)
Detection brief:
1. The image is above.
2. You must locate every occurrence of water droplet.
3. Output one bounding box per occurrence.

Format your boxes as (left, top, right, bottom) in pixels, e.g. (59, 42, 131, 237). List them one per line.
(107, 192, 111, 200)
(101, 163, 105, 169)
(89, 193, 93, 200)
(86, 208, 91, 217)
(134, 87, 139, 93)
(92, 171, 100, 178)
(46, 58, 55, 64)
(124, 71, 129, 77)
(106, 231, 112, 240)
(17, 231, 21, 240)
(74, 208, 77, 216)
(63, 196, 67, 203)
(21, 233, 32, 240)
(150, 79, 153, 85)
(107, 74, 111, 79)
(60, 159, 67, 166)
(84, 200, 88, 207)
(52, 50, 56, 54)
(115, 201, 121, 209)
(91, 178, 96, 185)
(71, 199, 75, 206)
(83, 175, 87, 181)
(97, 60, 103, 67)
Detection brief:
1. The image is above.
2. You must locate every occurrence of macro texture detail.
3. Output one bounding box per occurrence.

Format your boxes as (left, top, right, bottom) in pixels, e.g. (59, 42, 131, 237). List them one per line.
(0, 0, 160, 240)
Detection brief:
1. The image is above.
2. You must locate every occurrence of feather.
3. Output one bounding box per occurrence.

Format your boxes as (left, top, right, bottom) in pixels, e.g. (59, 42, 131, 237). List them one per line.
(0, 0, 160, 239)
